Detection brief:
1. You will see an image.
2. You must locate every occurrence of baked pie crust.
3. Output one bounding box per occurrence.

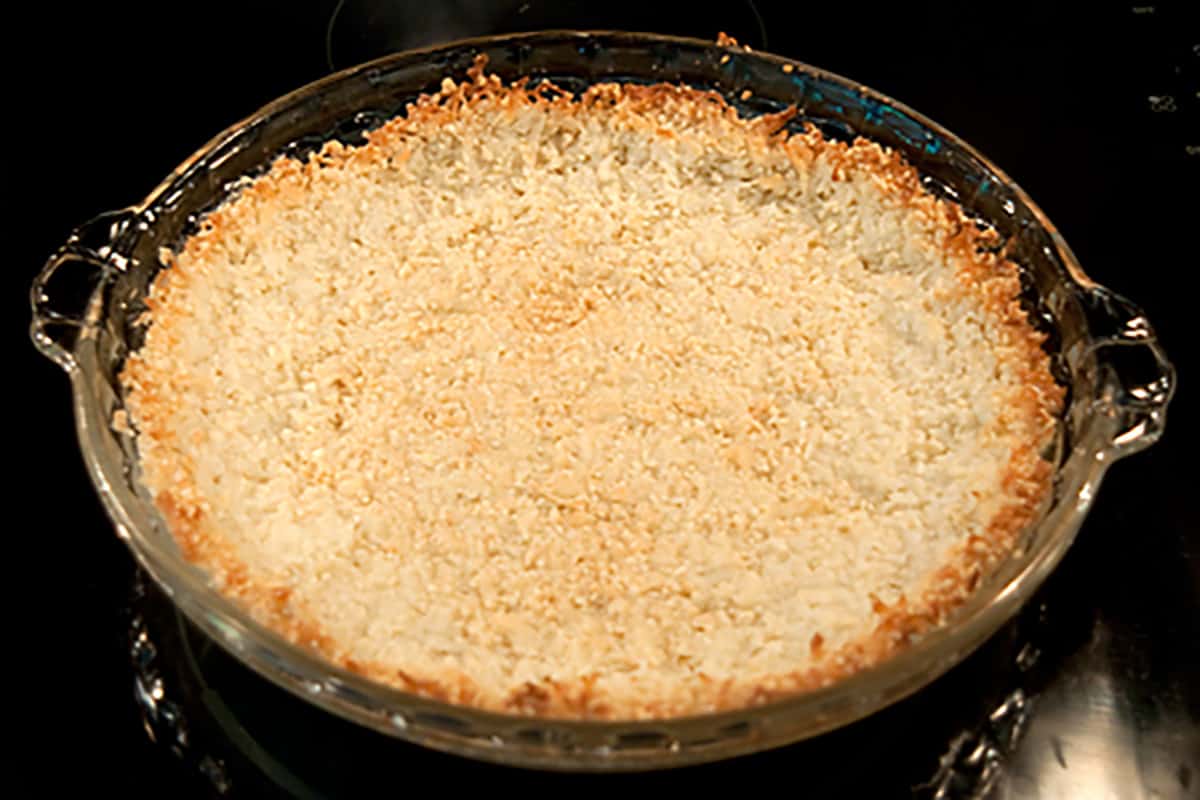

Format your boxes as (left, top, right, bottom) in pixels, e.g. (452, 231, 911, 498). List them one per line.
(123, 63, 1062, 719)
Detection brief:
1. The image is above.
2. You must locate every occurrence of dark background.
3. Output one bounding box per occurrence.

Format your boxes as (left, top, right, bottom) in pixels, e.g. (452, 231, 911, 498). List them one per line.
(9, 1, 1198, 796)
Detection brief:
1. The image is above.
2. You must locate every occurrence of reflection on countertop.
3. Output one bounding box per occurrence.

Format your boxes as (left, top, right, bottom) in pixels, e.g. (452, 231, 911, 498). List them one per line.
(995, 621, 1198, 799)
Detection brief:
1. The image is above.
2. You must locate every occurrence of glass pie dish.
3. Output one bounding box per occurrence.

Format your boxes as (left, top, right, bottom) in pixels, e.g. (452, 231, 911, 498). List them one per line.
(29, 31, 1174, 770)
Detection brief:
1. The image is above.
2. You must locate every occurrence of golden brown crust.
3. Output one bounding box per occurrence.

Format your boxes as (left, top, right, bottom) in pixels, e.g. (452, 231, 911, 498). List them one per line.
(123, 64, 1063, 720)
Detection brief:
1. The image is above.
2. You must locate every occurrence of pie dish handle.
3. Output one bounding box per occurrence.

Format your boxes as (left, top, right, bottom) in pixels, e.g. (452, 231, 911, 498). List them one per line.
(1081, 284, 1176, 461)
(30, 209, 135, 372)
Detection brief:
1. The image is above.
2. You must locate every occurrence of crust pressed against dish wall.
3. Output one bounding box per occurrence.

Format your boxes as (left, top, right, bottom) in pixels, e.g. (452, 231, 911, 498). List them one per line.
(122, 60, 1063, 720)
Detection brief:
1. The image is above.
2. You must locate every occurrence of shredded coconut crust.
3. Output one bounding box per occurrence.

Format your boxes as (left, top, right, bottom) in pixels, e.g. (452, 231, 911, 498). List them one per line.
(122, 62, 1062, 720)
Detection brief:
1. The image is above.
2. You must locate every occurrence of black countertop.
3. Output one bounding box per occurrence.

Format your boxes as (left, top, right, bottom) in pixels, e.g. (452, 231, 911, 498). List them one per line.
(11, 2, 1198, 796)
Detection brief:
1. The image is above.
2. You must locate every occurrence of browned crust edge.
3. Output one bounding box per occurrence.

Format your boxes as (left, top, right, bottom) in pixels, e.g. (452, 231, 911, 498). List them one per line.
(123, 58, 1064, 720)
